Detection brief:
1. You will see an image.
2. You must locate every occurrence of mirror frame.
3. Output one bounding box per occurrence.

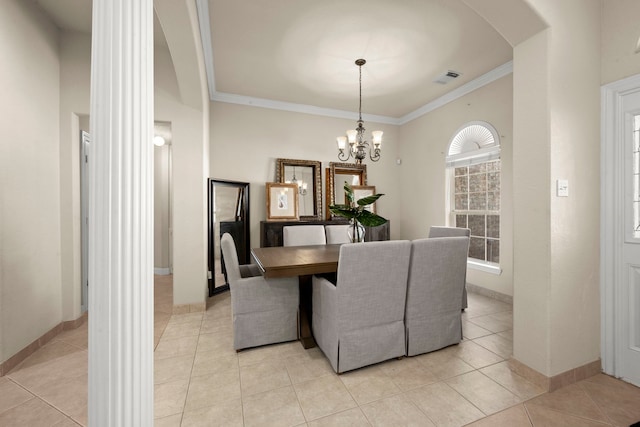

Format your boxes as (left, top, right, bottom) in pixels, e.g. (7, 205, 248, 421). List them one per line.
(207, 178, 250, 297)
(275, 158, 323, 221)
(328, 162, 367, 218)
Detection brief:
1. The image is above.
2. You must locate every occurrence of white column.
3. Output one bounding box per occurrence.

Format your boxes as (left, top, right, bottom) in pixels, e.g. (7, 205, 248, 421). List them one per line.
(88, 0, 154, 425)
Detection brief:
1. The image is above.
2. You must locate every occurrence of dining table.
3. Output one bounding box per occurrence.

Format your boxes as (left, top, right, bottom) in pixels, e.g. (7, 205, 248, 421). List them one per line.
(251, 244, 341, 348)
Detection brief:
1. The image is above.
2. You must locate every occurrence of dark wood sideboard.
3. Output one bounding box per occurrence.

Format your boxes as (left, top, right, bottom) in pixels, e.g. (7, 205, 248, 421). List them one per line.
(260, 220, 390, 247)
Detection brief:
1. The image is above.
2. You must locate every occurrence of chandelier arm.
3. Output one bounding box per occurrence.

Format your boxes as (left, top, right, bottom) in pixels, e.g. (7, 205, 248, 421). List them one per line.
(337, 149, 351, 162)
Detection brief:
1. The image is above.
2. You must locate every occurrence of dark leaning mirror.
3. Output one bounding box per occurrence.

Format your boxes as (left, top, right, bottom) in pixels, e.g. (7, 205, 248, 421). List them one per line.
(275, 158, 323, 221)
(207, 179, 250, 297)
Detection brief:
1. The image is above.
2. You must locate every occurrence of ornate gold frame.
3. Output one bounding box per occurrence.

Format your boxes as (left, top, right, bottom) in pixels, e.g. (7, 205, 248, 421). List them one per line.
(328, 162, 368, 217)
(275, 158, 323, 221)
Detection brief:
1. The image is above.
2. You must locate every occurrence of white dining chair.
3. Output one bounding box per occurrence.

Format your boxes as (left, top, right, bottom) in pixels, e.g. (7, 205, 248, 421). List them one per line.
(283, 225, 326, 246)
(324, 224, 351, 244)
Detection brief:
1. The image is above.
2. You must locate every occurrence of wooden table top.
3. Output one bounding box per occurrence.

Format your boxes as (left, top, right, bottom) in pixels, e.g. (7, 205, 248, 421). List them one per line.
(251, 244, 341, 278)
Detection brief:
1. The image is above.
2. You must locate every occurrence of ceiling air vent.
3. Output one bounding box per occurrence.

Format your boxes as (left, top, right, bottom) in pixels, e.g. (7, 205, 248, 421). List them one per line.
(434, 70, 461, 85)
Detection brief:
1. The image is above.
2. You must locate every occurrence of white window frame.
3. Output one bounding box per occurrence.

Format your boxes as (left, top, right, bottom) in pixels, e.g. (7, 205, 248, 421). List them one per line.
(445, 121, 502, 274)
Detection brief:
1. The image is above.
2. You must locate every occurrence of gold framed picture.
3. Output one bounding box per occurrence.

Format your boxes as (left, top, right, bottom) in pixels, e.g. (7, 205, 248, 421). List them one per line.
(350, 185, 377, 213)
(266, 182, 299, 221)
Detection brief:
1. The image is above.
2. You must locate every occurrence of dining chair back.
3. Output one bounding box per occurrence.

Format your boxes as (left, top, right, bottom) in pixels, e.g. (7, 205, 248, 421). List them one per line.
(312, 240, 411, 373)
(283, 225, 326, 246)
(428, 226, 470, 309)
(324, 224, 351, 244)
(405, 236, 469, 356)
(220, 233, 299, 350)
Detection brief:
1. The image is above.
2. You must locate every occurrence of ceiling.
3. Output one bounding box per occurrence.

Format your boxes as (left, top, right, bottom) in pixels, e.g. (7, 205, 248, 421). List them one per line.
(35, 0, 514, 120)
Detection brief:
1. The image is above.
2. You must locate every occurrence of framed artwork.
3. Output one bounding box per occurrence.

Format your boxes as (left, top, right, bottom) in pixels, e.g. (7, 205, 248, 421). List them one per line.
(350, 185, 377, 213)
(266, 182, 299, 221)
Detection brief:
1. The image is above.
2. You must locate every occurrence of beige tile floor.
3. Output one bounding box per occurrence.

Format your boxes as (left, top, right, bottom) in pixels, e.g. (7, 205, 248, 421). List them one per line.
(1, 275, 640, 426)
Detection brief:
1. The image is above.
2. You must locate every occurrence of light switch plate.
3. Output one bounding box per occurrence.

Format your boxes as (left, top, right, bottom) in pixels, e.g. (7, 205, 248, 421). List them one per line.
(557, 179, 569, 197)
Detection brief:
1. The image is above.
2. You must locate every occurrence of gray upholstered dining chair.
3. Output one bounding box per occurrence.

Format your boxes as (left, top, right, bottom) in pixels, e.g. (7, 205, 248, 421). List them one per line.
(405, 236, 469, 356)
(283, 225, 327, 246)
(220, 233, 299, 350)
(428, 226, 471, 309)
(324, 224, 351, 244)
(312, 240, 411, 373)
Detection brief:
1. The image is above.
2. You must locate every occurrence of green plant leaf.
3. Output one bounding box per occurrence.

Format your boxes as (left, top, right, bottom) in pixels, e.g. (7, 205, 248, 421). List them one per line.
(356, 210, 388, 227)
(329, 205, 357, 219)
(357, 193, 384, 207)
(343, 181, 355, 204)
(330, 184, 387, 226)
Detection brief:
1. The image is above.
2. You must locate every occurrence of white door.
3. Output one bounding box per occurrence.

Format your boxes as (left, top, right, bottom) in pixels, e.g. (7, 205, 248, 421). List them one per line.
(81, 131, 90, 313)
(602, 75, 640, 387)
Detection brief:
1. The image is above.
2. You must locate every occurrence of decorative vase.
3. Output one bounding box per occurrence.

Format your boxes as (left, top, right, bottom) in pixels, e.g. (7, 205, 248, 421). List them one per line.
(347, 219, 365, 243)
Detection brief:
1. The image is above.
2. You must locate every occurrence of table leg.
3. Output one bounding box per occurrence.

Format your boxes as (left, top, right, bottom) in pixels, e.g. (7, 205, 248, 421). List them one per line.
(298, 275, 316, 349)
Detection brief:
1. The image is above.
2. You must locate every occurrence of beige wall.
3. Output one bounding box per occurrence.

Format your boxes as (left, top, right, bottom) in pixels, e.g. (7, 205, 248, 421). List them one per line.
(601, 0, 640, 85)
(0, 0, 62, 363)
(58, 34, 208, 307)
(399, 75, 514, 296)
(154, 144, 171, 270)
(209, 103, 402, 249)
(0, 20, 208, 365)
(59, 31, 91, 322)
(512, 0, 602, 377)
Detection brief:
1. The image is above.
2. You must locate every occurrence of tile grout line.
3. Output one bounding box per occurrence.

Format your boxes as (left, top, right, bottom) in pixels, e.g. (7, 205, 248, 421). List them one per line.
(577, 381, 617, 426)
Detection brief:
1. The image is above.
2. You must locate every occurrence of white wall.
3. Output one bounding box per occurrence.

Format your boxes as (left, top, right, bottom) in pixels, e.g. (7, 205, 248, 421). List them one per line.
(399, 75, 514, 296)
(0, 0, 62, 363)
(209, 102, 402, 249)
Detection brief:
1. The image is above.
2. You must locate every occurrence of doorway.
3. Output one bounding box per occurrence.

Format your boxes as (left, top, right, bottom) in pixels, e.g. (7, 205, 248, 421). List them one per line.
(601, 74, 640, 387)
(80, 122, 174, 313)
(154, 122, 173, 276)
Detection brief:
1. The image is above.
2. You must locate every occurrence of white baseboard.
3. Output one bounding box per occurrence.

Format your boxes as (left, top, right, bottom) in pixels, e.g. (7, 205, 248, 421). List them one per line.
(154, 267, 171, 276)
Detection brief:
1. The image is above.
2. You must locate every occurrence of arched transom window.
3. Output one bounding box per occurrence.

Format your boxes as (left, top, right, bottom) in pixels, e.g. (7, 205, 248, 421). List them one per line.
(447, 121, 501, 268)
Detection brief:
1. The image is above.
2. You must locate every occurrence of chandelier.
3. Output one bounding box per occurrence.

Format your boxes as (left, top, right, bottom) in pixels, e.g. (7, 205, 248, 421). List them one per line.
(288, 167, 307, 196)
(336, 59, 382, 164)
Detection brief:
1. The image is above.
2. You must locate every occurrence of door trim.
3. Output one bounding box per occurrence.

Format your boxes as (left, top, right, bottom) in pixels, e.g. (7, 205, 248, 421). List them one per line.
(601, 73, 640, 378)
(80, 130, 90, 313)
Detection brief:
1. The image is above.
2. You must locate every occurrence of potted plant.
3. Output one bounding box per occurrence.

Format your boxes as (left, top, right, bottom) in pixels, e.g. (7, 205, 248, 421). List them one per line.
(329, 182, 388, 242)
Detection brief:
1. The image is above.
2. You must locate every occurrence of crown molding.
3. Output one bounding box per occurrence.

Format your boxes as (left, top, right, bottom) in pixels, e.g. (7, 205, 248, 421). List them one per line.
(195, 3, 513, 126)
(211, 92, 400, 125)
(195, 0, 216, 100)
(398, 61, 513, 125)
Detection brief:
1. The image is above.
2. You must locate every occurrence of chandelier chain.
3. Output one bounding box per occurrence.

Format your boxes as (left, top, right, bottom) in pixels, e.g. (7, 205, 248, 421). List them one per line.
(358, 63, 362, 122)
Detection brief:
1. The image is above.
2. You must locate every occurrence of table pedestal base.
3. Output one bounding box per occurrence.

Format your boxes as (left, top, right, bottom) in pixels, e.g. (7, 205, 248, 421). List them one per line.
(298, 275, 316, 349)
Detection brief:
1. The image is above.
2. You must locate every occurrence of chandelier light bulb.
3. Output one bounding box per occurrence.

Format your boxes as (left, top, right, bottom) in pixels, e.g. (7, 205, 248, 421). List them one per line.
(346, 130, 357, 144)
(372, 130, 383, 147)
